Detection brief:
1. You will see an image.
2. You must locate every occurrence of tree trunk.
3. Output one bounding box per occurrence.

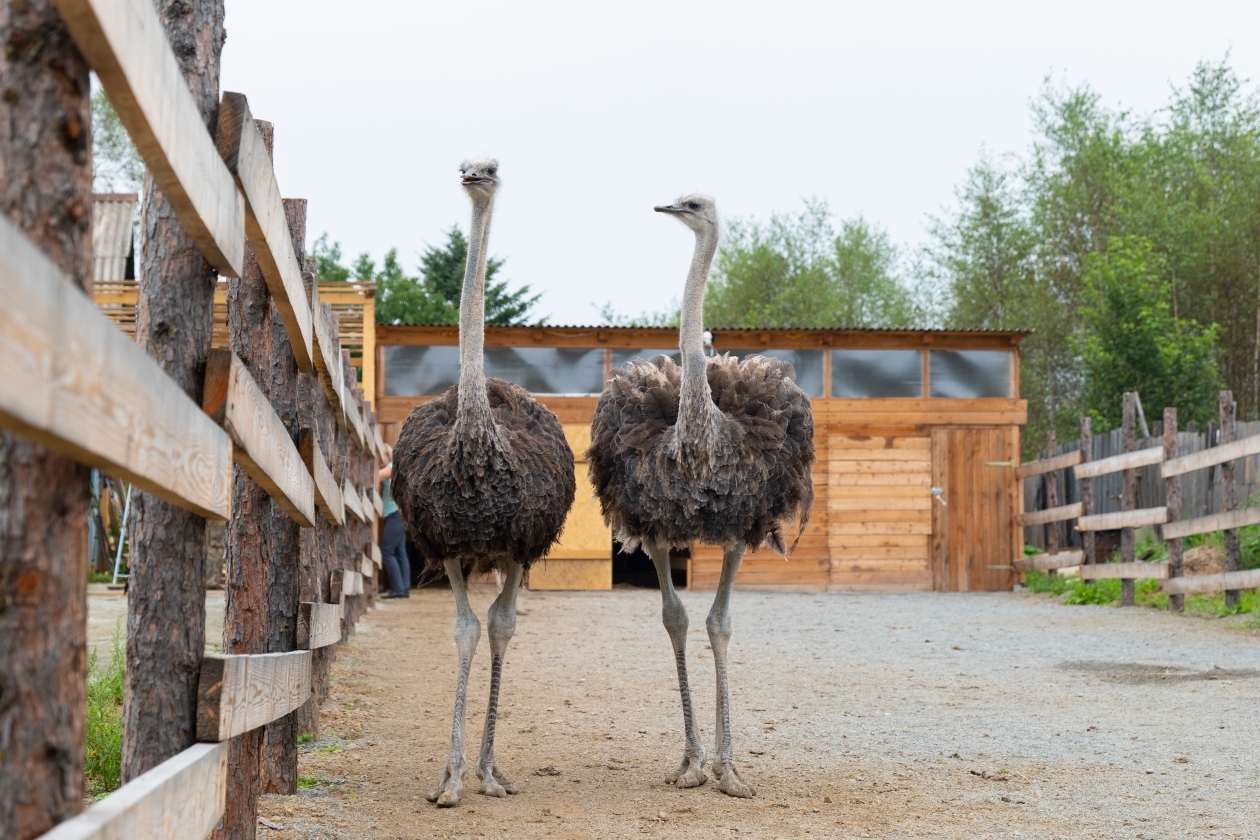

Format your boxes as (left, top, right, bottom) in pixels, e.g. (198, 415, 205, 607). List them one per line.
(1119, 392, 1136, 606)
(0, 3, 92, 835)
(122, 0, 226, 782)
(1164, 409, 1183, 612)
(1079, 417, 1094, 565)
(1220, 392, 1240, 609)
(259, 198, 309, 795)
(1044, 430, 1058, 573)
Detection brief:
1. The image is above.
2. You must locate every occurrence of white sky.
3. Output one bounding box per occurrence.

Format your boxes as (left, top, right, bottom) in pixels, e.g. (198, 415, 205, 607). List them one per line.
(219, 1, 1260, 325)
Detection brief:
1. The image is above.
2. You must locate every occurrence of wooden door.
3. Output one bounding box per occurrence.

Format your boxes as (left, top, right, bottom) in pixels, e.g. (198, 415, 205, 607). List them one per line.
(529, 424, 613, 590)
(930, 428, 1018, 592)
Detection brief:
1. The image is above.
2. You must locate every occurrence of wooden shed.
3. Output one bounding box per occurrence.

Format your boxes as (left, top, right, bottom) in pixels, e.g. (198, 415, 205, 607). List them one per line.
(375, 325, 1028, 592)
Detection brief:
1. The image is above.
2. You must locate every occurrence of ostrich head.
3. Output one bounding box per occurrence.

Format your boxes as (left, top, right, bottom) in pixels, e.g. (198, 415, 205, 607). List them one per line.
(459, 158, 500, 199)
(654, 194, 717, 235)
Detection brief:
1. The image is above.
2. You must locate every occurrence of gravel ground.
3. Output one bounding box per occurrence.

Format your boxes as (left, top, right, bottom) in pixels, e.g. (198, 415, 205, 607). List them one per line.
(89, 585, 1259, 838)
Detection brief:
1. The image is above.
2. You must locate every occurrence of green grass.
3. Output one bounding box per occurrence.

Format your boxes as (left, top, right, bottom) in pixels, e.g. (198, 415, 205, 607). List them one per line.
(1024, 570, 1077, 596)
(298, 776, 324, 789)
(85, 625, 125, 799)
(88, 571, 113, 584)
(298, 732, 314, 743)
(315, 742, 345, 754)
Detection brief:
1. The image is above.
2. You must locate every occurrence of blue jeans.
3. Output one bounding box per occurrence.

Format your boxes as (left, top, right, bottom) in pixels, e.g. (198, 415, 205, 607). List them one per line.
(381, 512, 410, 596)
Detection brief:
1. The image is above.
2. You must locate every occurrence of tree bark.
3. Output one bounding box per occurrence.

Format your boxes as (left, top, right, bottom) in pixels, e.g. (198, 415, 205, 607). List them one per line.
(1220, 391, 1240, 609)
(0, 3, 92, 835)
(1079, 417, 1094, 566)
(1044, 430, 1058, 572)
(122, 0, 226, 782)
(1164, 408, 1183, 612)
(1120, 392, 1137, 606)
(259, 198, 309, 795)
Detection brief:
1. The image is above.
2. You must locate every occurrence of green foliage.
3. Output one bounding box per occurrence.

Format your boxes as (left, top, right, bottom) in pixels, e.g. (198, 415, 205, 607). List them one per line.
(595, 301, 679, 328)
(1024, 570, 1076, 596)
(704, 200, 920, 329)
(85, 625, 125, 798)
(312, 228, 542, 326)
(1063, 576, 1165, 606)
(298, 776, 322, 789)
(92, 88, 143, 193)
(1078, 236, 1221, 430)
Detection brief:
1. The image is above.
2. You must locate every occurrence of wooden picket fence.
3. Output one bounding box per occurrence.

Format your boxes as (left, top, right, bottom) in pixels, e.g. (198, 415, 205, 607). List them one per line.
(1014, 392, 1260, 604)
(0, 0, 392, 836)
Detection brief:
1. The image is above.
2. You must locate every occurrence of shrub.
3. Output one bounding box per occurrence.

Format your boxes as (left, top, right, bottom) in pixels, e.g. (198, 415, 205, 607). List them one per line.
(1024, 570, 1076, 596)
(85, 625, 125, 798)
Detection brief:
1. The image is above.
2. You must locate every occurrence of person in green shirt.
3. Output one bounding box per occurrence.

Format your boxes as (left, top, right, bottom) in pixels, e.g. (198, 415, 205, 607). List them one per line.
(378, 461, 409, 598)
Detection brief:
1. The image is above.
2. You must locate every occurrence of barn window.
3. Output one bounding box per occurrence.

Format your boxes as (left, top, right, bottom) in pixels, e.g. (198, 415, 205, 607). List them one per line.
(928, 350, 1012, 398)
(384, 346, 606, 395)
(728, 349, 824, 397)
(831, 349, 922, 397)
(611, 348, 682, 368)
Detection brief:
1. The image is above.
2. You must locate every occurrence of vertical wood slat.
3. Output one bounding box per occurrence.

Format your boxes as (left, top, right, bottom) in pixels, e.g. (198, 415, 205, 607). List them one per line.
(1219, 392, 1242, 608)
(1120, 392, 1137, 606)
(1164, 408, 1184, 611)
(1079, 417, 1094, 566)
(1044, 430, 1059, 570)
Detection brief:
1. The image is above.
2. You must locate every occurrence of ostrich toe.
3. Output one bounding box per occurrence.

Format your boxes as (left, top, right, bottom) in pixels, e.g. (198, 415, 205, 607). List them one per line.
(665, 755, 708, 788)
(427, 762, 465, 807)
(476, 763, 519, 797)
(714, 763, 756, 798)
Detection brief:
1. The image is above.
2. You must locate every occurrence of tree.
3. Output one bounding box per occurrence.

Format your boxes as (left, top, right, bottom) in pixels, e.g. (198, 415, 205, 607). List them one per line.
(312, 227, 543, 326)
(704, 199, 919, 328)
(91, 87, 143, 193)
(1078, 236, 1221, 429)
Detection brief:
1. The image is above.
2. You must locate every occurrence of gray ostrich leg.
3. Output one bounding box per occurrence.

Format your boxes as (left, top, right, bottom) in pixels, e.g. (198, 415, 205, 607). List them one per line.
(427, 558, 481, 806)
(647, 540, 708, 787)
(475, 562, 524, 796)
(708, 543, 755, 797)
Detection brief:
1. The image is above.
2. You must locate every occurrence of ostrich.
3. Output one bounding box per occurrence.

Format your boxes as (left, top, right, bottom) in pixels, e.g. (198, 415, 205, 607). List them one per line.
(391, 159, 576, 807)
(587, 195, 814, 798)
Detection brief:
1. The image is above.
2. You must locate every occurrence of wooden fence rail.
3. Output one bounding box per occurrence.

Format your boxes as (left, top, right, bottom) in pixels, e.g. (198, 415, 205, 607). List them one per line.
(5, 0, 394, 837)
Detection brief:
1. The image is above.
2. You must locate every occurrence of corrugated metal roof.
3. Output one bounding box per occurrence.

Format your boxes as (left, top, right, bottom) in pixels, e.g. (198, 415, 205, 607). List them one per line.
(92, 194, 137, 281)
(384, 322, 1033, 335)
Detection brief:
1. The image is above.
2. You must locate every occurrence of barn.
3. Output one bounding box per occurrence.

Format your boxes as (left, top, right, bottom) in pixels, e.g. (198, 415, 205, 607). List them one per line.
(374, 325, 1028, 593)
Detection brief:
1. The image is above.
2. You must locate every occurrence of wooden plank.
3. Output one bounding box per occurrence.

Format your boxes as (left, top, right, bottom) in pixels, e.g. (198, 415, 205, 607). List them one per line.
(1078, 562, 1169, 580)
(360, 487, 376, 525)
(0, 216, 232, 520)
(1162, 506, 1260, 540)
(344, 389, 367, 446)
(1015, 449, 1082, 478)
(828, 496, 930, 511)
(829, 460, 931, 474)
(1015, 550, 1085, 572)
(1073, 446, 1165, 479)
(298, 429, 344, 526)
(370, 486, 383, 517)
(1163, 568, 1260, 596)
(214, 93, 313, 371)
(1160, 433, 1260, 478)
(828, 521, 932, 535)
(309, 289, 345, 414)
(369, 543, 382, 568)
(373, 424, 387, 466)
(195, 651, 312, 742)
(829, 509, 930, 523)
(1077, 506, 1167, 532)
(330, 568, 363, 601)
(1017, 502, 1084, 526)
(38, 742, 227, 840)
(360, 553, 375, 580)
(296, 603, 341, 650)
(342, 479, 366, 523)
(203, 350, 314, 527)
(54, 0, 244, 277)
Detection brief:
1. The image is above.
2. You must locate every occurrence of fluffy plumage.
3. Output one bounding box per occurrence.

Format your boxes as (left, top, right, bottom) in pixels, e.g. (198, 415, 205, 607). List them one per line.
(392, 378, 576, 576)
(587, 352, 814, 555)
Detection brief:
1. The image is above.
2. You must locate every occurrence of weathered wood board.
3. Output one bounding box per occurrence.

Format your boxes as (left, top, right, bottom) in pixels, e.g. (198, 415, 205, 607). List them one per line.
(1078, 562, 1169, 580)
(331, 569, 363, 600)
(360, 486, 376, 525)
(369, 543, 382, 568)
(196, 651, 312, 742)
(54, 0, 244, 277)
(342, 479, 366, 523)
(1018, 502, 1084, 526)
(38, 742, 228, 840)
(1162, 506, 1260, 540)
(309, 287, 345, 415)
(1161, 433, 1260, 478)
(360, 553, 375, 580)
(215, 92, 313, 371)
(0, 216, 232, 520)
(1015, 550, 1085, 571)
(528, 558, 612, 590)
(203, 350, 315, 527)
(1073, 446, 1164, 479)
(1015, 449, 1082, 479)
(296, 603, 341, 650)
(1077, 506, 1168, 532)
(1163, 568, 1260, 596)
(299, 429, 344, 526)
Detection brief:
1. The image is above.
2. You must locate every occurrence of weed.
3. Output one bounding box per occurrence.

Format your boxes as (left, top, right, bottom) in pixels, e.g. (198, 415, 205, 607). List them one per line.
(88, 570, 113, 584)
(1025, 570, 1076, 596)
(85, 625, 125, 798)
(298, 733, 313, 743)
(316, 743, 345, 754)
(298, 776, 323, 789)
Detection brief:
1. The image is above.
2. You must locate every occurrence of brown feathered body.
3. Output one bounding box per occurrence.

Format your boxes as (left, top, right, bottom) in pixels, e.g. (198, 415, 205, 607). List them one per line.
(392, 378, 576, 577)
(587, 353, 814, 555)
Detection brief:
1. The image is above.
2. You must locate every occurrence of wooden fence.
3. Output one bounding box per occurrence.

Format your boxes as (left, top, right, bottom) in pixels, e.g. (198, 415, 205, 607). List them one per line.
(1015, 392, 1260, 606)
(0, 0, 391, 836)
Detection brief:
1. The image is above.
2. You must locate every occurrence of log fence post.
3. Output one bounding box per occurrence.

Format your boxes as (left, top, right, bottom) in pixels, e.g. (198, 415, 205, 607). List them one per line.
(1080, 417, 1094, 566)
(1164, 408, 1183, 612)
(1120, 392, 1137, 606)
(1045, 430, 1059, 574)
(1220, 391, 1241, 609)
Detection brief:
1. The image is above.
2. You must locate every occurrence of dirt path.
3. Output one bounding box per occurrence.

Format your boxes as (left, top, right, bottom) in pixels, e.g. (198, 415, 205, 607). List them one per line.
(238, 586, 1259, 839)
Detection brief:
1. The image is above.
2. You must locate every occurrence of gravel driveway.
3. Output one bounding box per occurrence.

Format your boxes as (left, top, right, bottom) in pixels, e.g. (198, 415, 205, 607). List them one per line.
(234, 586, 1260, 838)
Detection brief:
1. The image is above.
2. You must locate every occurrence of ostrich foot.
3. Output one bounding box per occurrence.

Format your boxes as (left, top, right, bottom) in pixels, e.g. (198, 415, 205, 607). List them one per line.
(476, 763, 520, 797)
(713, 762, 755, 798)
(665, 755, 708, 788)
(426, 761, 466, 807)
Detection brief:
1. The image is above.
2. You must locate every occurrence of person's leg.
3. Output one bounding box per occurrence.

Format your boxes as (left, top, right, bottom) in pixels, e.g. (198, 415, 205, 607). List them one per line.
(381, 512, 407, 595)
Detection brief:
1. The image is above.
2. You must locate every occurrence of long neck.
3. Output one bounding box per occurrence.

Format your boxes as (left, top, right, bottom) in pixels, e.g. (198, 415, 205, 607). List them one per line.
(456, 193, 494, 425)
(677, 225, 719, 427)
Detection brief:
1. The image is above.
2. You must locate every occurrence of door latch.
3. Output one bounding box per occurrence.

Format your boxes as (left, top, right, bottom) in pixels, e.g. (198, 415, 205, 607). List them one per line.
(931, 486, 947, 507)
(985, 460, 1014, 467)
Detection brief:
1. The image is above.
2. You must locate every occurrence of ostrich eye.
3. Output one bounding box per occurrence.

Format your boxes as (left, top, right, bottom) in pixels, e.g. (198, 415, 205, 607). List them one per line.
(687, 202, 700, 211)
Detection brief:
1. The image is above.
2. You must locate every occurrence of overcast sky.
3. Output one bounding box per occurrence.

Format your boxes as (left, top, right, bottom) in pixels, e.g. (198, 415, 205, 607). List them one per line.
(219, 1, 1260, 325)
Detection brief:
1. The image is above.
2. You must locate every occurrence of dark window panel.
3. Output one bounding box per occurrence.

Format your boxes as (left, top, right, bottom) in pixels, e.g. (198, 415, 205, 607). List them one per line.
(384, 345, 460, 396)
(928, 350, 1012, 398)
(383, 345, 606, 396)
(725, 349, 824, 397)
(831, 349, 922, 397)
(611, 348, 683, 368)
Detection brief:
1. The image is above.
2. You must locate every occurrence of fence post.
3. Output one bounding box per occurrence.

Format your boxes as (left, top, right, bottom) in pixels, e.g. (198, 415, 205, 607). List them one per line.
(216, 118, 275, 840)
(1045, 430, 1059, 574)
(0, 3, 93, 834)
(1220, 391, 1241, 609)
(1079, 417, 1094, 566)
(1164, 408, 1183, 612)
(1120, 392, 1137, 605)
(122, 0, 227, 782)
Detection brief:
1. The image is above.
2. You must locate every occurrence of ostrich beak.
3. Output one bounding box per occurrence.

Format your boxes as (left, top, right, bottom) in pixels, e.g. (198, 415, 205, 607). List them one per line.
(462, 175, 491, 185)
(654, 204, 684, 214)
